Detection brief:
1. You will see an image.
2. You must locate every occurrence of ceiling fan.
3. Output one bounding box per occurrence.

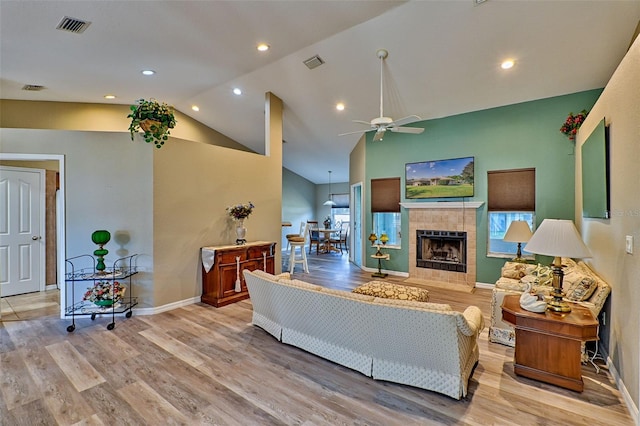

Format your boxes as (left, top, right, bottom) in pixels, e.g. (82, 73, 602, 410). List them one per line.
(340, 48, 425, 142)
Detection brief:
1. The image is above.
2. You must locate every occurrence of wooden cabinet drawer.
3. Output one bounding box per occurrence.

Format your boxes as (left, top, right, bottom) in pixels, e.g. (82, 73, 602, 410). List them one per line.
(247, 244, 273, 259)
(217, 248, 247, 264)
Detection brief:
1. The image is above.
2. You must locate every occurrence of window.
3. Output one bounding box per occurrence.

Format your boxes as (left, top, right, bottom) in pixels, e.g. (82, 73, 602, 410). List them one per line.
(331, 208, 350, 227)
(371, 177, 401, 247)
(487, 168, 535, 258)
(373, 212, 401, 247)
(488, 212, 535, 258)
(330, 193, 350, 226)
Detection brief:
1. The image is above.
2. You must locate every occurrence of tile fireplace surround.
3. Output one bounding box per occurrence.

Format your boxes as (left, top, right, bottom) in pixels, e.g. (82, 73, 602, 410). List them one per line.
(401, 202, 484, 293)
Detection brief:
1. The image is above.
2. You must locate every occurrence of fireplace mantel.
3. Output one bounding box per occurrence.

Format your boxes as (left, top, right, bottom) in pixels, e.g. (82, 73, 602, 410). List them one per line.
(400, 201, 484, 210)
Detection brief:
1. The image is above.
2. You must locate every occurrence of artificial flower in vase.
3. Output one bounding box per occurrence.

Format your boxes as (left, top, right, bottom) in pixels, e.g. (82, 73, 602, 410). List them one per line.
(83, 281, 126, 306)
(226, 202, 254, 245)
(323, 216, 332, 229)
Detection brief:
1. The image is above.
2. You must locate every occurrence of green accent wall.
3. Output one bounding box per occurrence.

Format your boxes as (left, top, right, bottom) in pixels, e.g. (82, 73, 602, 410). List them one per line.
(364, 89, 602, 283)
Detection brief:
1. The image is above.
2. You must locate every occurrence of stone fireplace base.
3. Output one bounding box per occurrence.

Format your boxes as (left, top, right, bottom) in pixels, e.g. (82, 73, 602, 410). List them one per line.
(401, 202, 483, 293)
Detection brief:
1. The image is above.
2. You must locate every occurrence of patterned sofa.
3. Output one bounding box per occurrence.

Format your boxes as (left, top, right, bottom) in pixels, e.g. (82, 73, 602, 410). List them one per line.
(243, 269, 485, 399)
(489, 258, 610, 359)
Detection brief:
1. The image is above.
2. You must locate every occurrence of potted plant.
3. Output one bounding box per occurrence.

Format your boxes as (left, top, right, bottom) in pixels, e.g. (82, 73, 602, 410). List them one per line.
(560, 110, 588, 140)
(128, 98, 177, 148)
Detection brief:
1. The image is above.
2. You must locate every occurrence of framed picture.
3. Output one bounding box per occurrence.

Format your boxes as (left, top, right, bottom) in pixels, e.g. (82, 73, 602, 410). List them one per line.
(405, 156, 474, 199)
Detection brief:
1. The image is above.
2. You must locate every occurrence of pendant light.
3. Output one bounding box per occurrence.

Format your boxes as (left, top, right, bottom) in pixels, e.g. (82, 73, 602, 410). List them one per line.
(323, 170, 336, 206)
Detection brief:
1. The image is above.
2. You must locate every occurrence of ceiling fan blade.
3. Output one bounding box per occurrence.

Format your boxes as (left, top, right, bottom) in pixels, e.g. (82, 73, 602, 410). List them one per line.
(339, 129, 369, 137)
(372, 127, 386, 142)
(390, 115, 422, 127)
(352, 120, 373, 126)
(391, 126, 424, 134)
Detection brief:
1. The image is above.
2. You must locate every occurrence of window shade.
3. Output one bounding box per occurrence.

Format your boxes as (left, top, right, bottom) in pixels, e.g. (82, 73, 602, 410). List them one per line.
(371, 177, 400, 212)
(487, 168, 535, 211)
(331, 193, 349, 209)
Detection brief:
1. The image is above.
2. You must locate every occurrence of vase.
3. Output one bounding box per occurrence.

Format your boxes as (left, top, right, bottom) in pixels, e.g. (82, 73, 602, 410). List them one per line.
(235, 218, 247, 245)
(94, 299, 115, 307)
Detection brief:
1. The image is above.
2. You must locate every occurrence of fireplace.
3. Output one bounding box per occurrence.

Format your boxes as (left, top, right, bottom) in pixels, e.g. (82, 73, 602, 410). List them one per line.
(417, 230, 467, 273)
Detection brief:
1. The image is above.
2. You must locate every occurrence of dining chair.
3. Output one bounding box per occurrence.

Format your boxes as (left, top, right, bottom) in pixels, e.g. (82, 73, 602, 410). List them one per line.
(307, 221, 321, 255)
(330, 223, 349, 253)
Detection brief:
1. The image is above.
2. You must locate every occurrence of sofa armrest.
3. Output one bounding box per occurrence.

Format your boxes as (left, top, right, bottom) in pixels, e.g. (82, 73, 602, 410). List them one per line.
(495, 277, 528, 292)
(458, 306, 485, 337)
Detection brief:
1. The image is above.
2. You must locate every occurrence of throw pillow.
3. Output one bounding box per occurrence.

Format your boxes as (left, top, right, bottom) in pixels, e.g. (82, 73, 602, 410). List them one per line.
(531, 264, 554, 287)
(565, 277, 597, 301)
(352, 281, 429, 302)
(501, 262, 530, 279)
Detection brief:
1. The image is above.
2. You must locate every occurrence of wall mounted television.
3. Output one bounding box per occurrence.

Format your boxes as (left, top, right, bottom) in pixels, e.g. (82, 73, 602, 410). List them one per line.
(405, 156, 474, 199)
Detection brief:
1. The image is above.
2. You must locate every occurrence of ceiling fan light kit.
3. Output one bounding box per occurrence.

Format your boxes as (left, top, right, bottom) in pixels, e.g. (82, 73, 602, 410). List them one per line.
(339, 48, 425, 141)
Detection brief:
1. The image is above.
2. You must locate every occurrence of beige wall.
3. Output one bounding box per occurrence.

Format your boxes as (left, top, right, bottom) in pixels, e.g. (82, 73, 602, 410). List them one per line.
(349, 135, 366, 263)
(575, 38, 640, 414)
(1, 98, 283, 310)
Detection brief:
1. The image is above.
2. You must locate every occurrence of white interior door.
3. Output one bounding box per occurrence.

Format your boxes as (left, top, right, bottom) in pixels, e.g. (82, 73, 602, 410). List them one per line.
(0, 166, 44, 297)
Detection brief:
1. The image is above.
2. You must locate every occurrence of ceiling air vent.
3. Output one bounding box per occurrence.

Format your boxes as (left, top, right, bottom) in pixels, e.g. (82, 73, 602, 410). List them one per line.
(22, 84, 46, 91)
(56, 16, 92, 34)
(303, 55, 325, 70)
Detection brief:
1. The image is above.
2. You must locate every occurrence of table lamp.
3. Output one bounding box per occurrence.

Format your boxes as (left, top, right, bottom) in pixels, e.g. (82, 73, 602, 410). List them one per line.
(524, 219, 592, 313)
(503, 220, 533, 262)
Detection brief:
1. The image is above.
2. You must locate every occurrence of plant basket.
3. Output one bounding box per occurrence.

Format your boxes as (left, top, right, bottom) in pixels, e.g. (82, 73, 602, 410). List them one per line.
(139, 119, 164, 133)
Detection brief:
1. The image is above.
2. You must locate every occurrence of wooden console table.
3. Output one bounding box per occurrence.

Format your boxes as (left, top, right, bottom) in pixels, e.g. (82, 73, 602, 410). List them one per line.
(201, 241, 276, 307)
(501, 294, 598, 392)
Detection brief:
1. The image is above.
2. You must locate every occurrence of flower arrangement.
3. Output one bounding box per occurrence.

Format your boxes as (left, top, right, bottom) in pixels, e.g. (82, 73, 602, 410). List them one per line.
(323, 216, 332, 229)
(560, 110, 588, 140)
(128, 98, 177, 148)
(226, 202, 255, 220)
(83, 281, 126, 305)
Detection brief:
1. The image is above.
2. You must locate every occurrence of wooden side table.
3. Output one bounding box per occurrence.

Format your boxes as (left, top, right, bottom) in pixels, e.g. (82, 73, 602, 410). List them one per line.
(501, 294, 598, 392)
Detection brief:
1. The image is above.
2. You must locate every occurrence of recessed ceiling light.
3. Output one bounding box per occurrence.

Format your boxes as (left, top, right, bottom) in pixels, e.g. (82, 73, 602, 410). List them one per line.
(192, 105, 200, 112)
(141, 69, 155, 76)
(501, 60, 515, 70)
(257, 43, 270, 52)
(233, 88, 242, 95)
(336, 102, 345, 111)
(104, 94, 116, 99)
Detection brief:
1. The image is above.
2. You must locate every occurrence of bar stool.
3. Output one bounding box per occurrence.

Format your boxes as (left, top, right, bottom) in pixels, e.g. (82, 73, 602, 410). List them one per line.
(288, 223, 309, 273)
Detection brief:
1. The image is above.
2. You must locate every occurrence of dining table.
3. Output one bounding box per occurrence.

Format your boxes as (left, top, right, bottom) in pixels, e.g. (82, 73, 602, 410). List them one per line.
(318, 228, 341, 254)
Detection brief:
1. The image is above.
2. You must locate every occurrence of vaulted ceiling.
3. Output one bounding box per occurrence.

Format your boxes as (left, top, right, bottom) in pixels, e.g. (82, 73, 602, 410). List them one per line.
(1, 1, 639, 183)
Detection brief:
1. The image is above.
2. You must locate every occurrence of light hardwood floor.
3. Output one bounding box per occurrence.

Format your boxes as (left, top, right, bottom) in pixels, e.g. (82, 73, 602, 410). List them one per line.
(0, 253, 634, 425)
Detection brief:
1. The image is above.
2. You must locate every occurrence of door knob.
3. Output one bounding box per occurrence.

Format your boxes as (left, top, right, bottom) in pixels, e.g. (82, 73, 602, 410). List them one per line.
(32, 236, 40, 240)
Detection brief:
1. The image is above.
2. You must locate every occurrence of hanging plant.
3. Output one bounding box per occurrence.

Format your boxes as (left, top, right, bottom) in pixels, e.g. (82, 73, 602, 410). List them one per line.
(128, 98, 177, 148)
(559, 110, 588, 140)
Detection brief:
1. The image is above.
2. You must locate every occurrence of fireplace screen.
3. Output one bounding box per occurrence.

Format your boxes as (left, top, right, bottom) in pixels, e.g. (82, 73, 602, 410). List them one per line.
(416, 230, 467, 273)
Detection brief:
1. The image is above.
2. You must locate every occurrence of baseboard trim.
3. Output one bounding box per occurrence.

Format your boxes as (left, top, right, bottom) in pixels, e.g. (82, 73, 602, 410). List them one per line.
(602, 348, 639, 424)
(133, 296, 201, 316)
(475, 282, 494, 289)
(359, 265, 409, 278)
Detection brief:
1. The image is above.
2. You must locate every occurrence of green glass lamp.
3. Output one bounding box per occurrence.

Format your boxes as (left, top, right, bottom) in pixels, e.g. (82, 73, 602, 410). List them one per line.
(91, 230, 111, 272)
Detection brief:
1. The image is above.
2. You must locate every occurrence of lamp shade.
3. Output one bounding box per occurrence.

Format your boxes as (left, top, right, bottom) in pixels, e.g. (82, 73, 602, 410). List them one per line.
(503, 220, 533, 243)
(524, 219, 592, 258)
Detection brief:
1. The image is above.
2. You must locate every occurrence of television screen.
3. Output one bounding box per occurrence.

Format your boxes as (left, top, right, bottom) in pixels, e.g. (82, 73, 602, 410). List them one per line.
(405, 157, 474, 199)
